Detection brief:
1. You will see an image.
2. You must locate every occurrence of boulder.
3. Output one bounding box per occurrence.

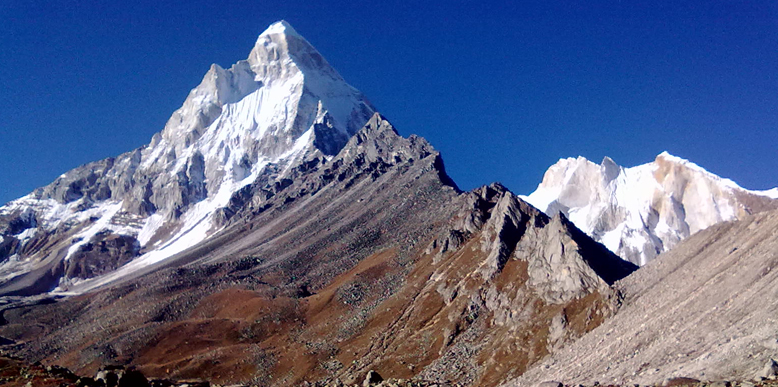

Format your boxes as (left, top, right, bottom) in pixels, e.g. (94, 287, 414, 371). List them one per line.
(662, 377, 701, 387)
(118, 367, 150, 387)
(363, 370, 383, 386)
(759, 358, 778, 379)
(96, 370, 120, 387)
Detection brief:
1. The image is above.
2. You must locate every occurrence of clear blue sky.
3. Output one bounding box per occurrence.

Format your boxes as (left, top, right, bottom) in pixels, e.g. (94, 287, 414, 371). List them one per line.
(1, 1, 777, 205)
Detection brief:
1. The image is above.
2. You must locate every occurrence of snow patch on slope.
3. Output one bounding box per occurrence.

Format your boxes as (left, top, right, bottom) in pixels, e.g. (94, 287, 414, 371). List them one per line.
(53, 137, 311, 295)
(65, 203, 122, 261)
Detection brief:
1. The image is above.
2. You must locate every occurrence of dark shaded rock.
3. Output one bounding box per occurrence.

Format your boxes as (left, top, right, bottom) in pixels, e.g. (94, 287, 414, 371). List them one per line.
(362, 370, 383, 386)
(663, 377, 701, 386)
(76, 377, 100, 387)
(119, 367, 150, 387)
(0, 235, 20, 262)
(45, 364, 78, 381)
(65, 232, 140, 279)
(174, 380, 209, 387)
(2, 208, 37, 235)
(149, 379, 175, 387)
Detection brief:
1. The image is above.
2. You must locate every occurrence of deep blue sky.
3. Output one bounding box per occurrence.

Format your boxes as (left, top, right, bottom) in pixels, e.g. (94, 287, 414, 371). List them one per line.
(1, 1, 777, 205)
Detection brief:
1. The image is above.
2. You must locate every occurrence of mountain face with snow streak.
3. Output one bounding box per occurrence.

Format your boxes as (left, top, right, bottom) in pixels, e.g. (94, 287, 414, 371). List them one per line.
(0, 21, 374, 296)
(523, 152, 778, 265)
(0, 112, 638, 387)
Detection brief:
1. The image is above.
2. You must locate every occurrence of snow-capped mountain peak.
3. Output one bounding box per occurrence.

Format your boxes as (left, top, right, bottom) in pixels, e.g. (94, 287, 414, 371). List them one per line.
(523, 152, 778, 265)
(0, 21, 374, 296)
(260, 20, 301, 38)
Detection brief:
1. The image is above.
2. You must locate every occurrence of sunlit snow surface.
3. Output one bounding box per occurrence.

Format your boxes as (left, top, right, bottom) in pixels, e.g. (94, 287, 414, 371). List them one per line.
(0, 21, 374, 296)
(523, 152, 777, 266)
(754, 187, 778, 199)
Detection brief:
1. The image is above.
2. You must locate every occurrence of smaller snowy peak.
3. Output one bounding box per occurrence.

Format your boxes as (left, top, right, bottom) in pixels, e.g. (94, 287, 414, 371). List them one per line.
(524, 152, 778, 265)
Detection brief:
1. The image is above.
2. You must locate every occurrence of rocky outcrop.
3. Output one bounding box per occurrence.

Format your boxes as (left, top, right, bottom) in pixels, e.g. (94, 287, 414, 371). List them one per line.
(433, 183, 635, 304)
(521, 214, 632, 304)
(64, 232, 140, 280)
(507, 207, 778, 387)
(317, 182, 636, 387)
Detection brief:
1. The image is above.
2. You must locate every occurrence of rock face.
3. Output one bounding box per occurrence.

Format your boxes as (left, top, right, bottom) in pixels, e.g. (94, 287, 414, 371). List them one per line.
(505, 206, 778, 387)
(523, 152, 778, 265)
(65, 233, 140, 280)
(759, 359, 778, 380)
(0, 21, 374, 296)
(0, 114, 636, 387)
(386, 183, 635, 387)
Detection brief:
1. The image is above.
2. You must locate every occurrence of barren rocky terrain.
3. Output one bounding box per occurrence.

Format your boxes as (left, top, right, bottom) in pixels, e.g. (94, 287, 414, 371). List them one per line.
(0, 115, 635, 387)
(4, 20, 775, 387)
(507, 207, 778, 387)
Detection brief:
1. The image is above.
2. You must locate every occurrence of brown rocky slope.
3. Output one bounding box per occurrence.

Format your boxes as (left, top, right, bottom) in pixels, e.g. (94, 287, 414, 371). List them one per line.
(0, 114, 636, 387)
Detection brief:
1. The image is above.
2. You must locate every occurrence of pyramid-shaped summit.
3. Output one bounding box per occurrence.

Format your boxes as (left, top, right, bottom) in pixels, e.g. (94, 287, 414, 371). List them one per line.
(0, 21, 375, 296)
(260, 20, 301, 36)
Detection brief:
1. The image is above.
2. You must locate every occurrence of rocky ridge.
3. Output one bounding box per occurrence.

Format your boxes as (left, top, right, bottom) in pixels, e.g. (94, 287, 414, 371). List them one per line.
(0, 113, 635, 387)
(506, 206, 778, 387)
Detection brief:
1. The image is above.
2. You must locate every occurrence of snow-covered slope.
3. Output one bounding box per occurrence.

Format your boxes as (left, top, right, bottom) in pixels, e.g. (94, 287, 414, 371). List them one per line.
(523, 152, 778, 265)
(0, 21, 374, 296)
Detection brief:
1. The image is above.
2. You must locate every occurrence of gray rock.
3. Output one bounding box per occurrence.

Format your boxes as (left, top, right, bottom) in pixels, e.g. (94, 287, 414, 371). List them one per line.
(505, 208, 778, 386)
(759, 358, 778, 379)
(95, 370, 120, 387)
(363, 370, 383, 386)
(65, 232, 140, 279)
